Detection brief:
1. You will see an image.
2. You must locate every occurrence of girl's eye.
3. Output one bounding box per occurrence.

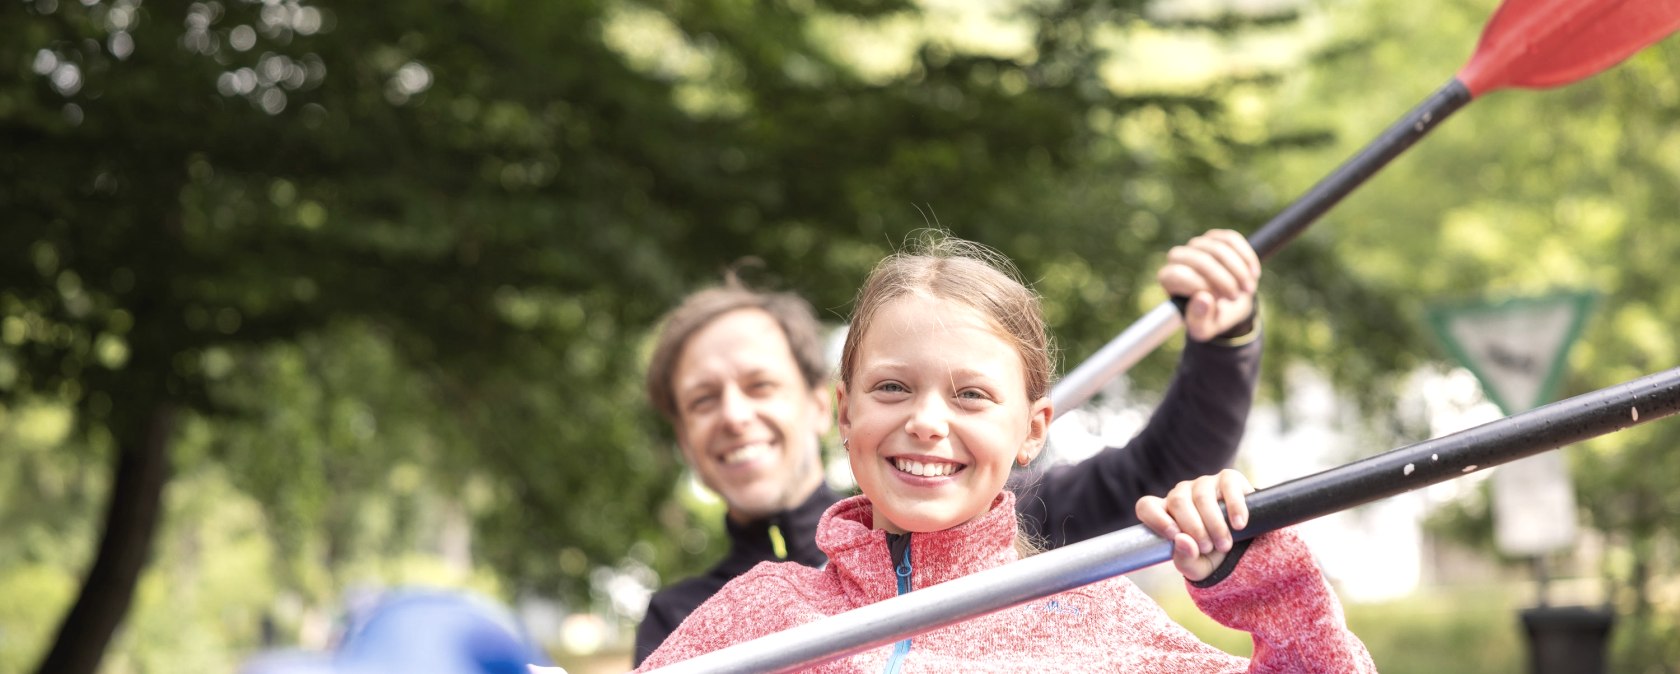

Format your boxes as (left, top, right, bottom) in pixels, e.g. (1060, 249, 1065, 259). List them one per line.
(874, 381, 908, 394)
(957, 388, 993, 403)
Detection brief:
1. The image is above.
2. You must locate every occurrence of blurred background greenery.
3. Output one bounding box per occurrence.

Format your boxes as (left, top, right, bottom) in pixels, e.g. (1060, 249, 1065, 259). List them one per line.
(2, 0, 1677, 672)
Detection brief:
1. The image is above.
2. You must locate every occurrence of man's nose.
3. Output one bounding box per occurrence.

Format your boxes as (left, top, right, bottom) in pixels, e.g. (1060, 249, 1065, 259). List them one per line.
(719, 384, 755, 430)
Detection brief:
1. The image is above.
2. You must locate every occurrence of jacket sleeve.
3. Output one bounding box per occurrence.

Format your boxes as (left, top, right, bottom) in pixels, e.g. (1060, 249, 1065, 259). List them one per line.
(632, 592, 681, 667)
(1014, 331, 1261, 547)
(1187, 529, 1377, 673)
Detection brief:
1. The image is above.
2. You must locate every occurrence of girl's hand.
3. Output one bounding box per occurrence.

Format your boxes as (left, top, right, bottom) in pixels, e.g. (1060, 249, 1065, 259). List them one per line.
(1156, 229, 1261, 342)
(1135, 469, 1255, 582)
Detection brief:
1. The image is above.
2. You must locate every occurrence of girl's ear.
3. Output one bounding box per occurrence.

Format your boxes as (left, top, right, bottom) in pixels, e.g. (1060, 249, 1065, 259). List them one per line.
(835, 383, 852, 442)
(1016, 396, 1053, 466)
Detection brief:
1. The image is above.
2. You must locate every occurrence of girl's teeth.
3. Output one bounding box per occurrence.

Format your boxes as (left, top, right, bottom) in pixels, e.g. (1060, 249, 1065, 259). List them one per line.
(893, 458, 956, 477)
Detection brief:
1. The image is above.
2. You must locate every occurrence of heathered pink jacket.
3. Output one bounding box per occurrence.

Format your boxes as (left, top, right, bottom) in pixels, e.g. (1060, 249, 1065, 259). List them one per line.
(638, 492, 1375, 672)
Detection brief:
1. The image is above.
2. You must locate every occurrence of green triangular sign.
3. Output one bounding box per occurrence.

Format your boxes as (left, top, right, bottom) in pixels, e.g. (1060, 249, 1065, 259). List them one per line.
(1428, 291, 1596, 557)
(1426, 291, 1596, 415)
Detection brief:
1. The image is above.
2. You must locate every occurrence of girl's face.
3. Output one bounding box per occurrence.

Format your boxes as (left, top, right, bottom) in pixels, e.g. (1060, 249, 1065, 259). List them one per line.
(838, 293, 1051, 534)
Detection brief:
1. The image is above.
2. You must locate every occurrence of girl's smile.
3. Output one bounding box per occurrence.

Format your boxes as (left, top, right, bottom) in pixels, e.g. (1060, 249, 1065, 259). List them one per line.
(838, 293, 1050, 534)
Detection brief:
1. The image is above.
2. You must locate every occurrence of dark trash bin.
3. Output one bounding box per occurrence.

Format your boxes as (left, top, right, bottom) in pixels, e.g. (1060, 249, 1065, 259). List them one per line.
(1520, 605, 1614, 674)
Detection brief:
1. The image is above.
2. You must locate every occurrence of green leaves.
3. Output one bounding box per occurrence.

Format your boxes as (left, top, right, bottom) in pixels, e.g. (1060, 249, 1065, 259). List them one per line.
(0, 0, 1349, 667)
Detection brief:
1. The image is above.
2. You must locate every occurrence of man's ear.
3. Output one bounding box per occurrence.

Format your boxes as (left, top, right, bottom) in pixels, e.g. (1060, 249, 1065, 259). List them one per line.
(810, 383, 834, 436)
(671, 417, 698, 466)
(1016, 396, 1053, 466)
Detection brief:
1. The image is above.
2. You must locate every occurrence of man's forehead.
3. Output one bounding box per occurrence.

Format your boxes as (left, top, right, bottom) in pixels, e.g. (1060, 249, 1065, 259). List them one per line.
(675, 338, 794, 387)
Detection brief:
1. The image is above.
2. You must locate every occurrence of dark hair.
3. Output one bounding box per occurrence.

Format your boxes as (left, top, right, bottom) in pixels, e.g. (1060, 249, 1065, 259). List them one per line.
(646, 274, 829, 422)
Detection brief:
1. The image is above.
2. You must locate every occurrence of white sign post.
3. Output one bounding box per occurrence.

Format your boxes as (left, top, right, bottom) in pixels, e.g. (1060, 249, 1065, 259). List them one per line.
(1427, 291, 1595, 559)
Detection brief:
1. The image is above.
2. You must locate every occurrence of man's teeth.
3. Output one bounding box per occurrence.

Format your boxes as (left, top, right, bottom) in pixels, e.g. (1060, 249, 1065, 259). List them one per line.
(892, 458, 959, 477)
(723, 443, 772, 465)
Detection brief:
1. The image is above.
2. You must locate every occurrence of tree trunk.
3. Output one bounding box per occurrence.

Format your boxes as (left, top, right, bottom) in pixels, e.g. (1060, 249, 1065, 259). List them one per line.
(33, 404, 176, 674)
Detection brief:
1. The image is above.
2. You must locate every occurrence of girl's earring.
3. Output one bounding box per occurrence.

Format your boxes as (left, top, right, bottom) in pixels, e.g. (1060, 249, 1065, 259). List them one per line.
(841, 437, 850, 449)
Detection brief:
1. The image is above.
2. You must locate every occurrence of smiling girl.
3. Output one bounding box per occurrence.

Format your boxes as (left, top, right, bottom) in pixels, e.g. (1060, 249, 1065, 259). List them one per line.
(637, 233, 1374, 672)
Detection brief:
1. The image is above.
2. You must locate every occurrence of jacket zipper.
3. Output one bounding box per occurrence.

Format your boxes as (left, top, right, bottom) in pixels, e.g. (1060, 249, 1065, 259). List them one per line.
(884, 534, 912, 674)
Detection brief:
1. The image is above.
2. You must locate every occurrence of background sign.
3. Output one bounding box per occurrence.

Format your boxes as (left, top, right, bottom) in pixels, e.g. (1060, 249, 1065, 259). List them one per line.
(1428, 291, 1596, 556)
(1426, 291, 1596, 415)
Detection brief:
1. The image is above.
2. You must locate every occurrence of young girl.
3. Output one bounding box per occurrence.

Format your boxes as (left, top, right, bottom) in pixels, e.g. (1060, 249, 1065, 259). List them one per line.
(636, 234, 1374, 672)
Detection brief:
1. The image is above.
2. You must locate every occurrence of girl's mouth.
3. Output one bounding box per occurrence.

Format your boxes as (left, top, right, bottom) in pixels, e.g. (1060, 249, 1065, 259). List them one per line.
(891, 457, 965, 478)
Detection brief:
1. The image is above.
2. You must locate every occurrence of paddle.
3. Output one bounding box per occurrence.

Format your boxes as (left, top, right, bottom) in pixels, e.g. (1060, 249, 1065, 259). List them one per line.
(647, 365, 1680, 673)
(1050, 0, 1680, 416)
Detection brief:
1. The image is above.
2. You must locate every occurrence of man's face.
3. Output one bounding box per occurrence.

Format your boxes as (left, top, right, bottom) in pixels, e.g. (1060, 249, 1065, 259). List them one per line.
(670, 309, 831, 522)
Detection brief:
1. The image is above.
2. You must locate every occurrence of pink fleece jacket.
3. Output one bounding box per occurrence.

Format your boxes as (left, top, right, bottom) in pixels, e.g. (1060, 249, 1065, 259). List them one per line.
(638, 492, 1375, 672)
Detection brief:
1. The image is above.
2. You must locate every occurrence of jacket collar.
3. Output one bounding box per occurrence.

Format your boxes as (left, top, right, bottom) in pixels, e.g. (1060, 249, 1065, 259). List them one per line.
(722, 483, 839, 569)
(817, 491, 1018, 605)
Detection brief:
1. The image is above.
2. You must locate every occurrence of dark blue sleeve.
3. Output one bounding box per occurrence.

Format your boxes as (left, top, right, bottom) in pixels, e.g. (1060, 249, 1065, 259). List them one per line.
(633, 591, 683, 667)
(1012, 331, 1261, 548)
(633, 574, 725, 667)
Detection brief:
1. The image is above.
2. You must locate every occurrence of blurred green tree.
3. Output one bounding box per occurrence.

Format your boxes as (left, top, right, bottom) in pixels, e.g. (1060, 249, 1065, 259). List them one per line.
(1, 0, 1369, 672)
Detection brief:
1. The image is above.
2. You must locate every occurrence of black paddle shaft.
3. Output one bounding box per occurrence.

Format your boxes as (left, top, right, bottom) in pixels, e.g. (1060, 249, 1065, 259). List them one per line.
(1237, 365, 1680, 541)
(1249, 78, 1473, 258)
(1169, 79, 1472, 314)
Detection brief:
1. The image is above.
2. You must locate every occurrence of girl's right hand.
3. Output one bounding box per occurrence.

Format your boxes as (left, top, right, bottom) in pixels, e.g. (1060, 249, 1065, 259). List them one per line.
(1135, 469, 1255, 582)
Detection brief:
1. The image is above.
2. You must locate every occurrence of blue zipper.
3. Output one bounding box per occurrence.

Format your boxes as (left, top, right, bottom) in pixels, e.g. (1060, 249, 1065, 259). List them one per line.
(884, 536, 912, 674)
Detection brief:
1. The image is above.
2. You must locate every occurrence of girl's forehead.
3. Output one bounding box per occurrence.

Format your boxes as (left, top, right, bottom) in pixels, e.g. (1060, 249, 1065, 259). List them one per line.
(858, 296, 1020, 367)
(870, 293, 996, 336)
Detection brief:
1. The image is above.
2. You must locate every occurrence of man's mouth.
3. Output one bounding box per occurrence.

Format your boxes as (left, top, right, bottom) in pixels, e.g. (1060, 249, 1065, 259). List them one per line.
(891, 457, 964, 477)
(721, 442, 773, 465)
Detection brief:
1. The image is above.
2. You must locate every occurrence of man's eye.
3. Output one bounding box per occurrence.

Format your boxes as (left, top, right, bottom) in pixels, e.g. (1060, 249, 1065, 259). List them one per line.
(686, 395, 717, 412)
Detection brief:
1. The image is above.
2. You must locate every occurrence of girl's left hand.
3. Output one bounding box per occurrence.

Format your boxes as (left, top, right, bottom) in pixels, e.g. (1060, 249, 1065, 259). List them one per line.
(1135, 469, 1255, 582)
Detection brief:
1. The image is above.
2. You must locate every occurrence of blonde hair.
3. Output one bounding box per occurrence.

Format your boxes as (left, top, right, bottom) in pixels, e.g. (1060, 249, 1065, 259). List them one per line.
(839, 231, 1056, 402)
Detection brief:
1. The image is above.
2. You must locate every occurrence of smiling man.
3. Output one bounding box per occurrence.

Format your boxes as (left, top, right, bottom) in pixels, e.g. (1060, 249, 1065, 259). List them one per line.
(634, 229, 1263, 666)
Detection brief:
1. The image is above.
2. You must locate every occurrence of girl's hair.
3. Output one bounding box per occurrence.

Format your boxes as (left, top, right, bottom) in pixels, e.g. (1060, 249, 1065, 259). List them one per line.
(839, 231, 1057, 402)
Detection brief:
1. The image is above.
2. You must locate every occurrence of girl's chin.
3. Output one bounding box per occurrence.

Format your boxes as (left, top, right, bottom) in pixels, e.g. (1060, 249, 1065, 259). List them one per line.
(874, 502, 984, 534)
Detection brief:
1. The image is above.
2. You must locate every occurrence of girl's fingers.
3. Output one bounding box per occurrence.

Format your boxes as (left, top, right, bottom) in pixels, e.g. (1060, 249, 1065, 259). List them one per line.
(1220, 470, 1256, 530)
(1163, 485, 1211, 554)
(1135, 495, 1181, 540)
(1172, 533, 1202, 578)
(1158, 469, 1258, 581)
(1191, 477, 1230, 553)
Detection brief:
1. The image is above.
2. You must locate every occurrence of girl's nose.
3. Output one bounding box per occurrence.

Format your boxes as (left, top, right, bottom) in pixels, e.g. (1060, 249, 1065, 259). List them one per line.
(904, 393, 949, 441)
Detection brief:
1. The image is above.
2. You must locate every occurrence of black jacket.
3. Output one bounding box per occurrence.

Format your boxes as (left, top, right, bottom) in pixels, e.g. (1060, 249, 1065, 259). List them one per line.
(633, 334, 1262, 665)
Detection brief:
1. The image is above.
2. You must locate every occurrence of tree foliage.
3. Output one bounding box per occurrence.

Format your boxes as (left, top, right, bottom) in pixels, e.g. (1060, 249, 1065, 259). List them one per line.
(1, 0, 1339, 670)
(17, 0, 1674, 669)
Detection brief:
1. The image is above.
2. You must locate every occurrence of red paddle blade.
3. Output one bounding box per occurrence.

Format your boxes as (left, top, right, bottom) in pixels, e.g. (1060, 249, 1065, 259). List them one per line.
(1458, 0, 1680, 96)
